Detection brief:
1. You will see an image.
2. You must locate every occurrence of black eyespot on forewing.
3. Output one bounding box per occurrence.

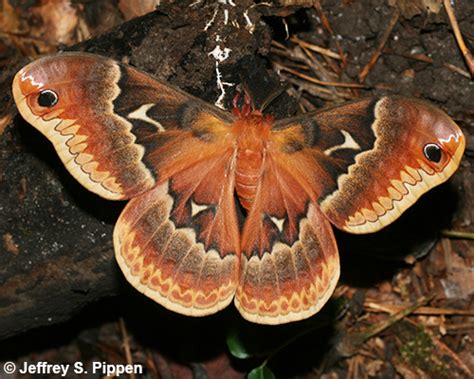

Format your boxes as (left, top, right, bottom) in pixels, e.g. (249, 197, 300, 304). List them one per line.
(423, 143, 442, 163)
(37, 90, 58, 107)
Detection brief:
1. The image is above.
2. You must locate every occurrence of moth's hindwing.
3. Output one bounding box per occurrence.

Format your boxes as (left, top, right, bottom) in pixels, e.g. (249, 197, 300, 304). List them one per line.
(114, 143, 240, 315)
(271, 96, 465, 234)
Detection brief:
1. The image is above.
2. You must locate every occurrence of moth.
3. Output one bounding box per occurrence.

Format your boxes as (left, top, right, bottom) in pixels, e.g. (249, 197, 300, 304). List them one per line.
(12, 53, 465, 324)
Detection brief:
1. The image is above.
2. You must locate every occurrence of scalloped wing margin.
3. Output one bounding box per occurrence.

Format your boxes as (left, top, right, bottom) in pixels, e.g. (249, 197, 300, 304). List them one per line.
(271, 96, 466, 234)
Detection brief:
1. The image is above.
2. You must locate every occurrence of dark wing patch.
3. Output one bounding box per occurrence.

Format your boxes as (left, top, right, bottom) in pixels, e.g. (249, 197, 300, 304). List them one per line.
(271, 96, 465, 234)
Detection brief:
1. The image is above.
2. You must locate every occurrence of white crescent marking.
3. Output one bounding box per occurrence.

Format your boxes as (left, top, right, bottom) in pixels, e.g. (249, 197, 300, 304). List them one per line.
(270, 216, 285, 233)
(128, 103, 165, 132)
(191, 201, 209, 217)
(324, 130, 361, 156)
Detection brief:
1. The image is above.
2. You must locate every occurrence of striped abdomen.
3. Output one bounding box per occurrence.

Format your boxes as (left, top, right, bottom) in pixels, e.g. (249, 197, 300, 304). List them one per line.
(232, 114, 272, 211)
(235, 147, 265, 210)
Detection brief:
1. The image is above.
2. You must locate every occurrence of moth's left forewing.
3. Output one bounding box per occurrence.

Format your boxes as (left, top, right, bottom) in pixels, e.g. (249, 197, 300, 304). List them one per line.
(12, 52, 234, 200)
(272, 96, 465, 234)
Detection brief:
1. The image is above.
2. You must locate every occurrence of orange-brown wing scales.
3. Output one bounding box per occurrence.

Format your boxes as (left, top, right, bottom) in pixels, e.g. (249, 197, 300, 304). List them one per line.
(240, 158, 309, 253)
(113, 114, 240, 315)
(272, 96, 465, 234)
(236, 204, 339, 324)
(114, 149, 240, 315)
(167, 150, 239, 256)
(12, 53, 233, 200)
(235, 158, 340, 324)
(318, 97, 465, 233)
(13, 54, 159, 199)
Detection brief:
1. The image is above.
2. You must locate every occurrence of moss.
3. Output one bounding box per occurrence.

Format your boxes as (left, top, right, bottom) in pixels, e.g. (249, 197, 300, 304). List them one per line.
(399, 326, 449, 376)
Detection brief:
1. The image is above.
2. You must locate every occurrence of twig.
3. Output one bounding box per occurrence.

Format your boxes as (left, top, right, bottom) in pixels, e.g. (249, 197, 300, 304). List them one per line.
(290, 36, 342, 60)
(277, 63, 367, 88)
(383, 48, 470, 78)
(270, 39, 286, 50)
(430, 329, 474, 376)
(298, 44, 342, 85)
(119, 318, 136, 379)
(313, 0, 348, 69)
(443, 63, 471, 78)
(279, 75, 342, 100)
(336, 295, 433, 358)
(441, 229, 474, 240)
(358, 7, 400, 83)
(383, 48, 433, 63)
(272, 41, 337, 83)
(443, 0, 474, 77)
(383, 47, 471, 79)
(271, 41, 345, 100)
(364, 302, 474, 316)
(445, 322, 474, 333)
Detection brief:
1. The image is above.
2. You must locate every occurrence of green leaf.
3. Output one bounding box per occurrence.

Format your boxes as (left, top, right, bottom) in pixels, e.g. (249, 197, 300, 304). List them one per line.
(226, 297, 348, 360)
(248, 366, 276, 379)
(226, 326, 254, 359)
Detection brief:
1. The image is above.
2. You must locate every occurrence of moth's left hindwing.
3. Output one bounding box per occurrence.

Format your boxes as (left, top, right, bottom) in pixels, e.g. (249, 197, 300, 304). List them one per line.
(12, 52, 234, 200)
(114, 146, 240, 315)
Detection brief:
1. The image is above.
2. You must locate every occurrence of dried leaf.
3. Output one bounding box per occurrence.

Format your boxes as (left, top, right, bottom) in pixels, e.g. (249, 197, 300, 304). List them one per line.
(30, 0, 80, 46)
(0, 0, 22, 34)
(0, 0, 83, 56)
(366, 359, 384, 376)
(388, 0, 442, 19)
(118, 0, 160, 21)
